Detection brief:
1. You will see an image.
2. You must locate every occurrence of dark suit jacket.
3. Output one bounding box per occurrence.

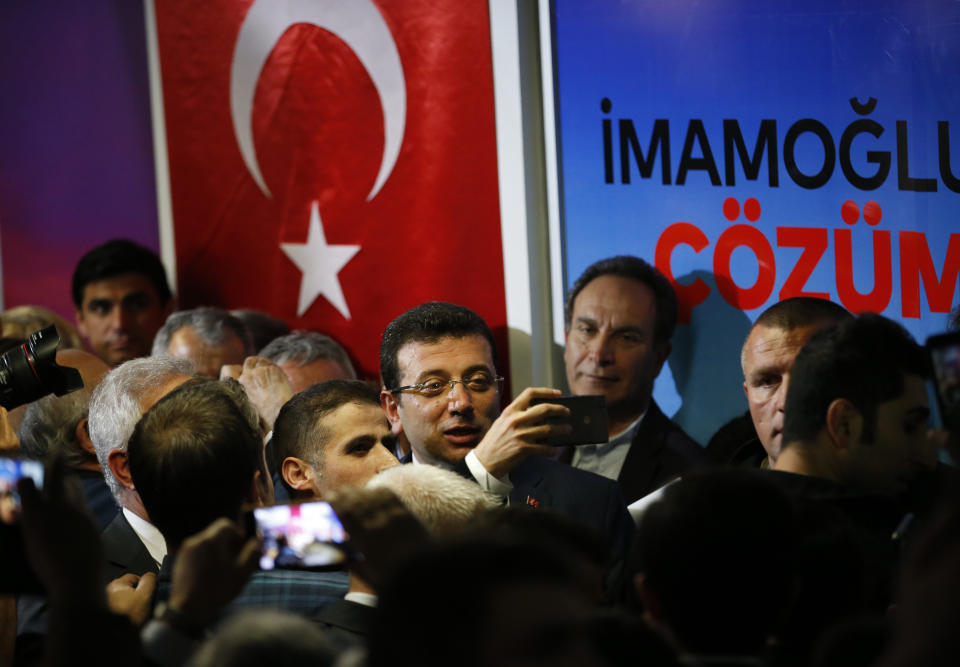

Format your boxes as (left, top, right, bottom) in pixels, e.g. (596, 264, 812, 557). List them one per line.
(615, 400, 708, 504)
(101, 511, 159, 582)
(317, 598, 376, 648)
(416, 453, 634, 594)
(562, 400, 709, 504)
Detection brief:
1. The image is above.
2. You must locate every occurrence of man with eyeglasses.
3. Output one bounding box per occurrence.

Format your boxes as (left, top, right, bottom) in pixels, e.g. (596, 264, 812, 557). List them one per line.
(379, 302, 633, 587)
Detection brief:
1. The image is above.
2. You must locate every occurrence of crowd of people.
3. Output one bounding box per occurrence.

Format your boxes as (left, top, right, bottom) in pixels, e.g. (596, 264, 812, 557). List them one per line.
(0, 238, 957, 667)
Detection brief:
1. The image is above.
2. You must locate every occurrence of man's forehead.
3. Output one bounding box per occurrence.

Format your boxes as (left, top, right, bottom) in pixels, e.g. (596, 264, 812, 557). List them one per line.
(396, 335, 494, 378)
(744, 324, 821, 367)
(82, 273, 159, 303)
(572, 275, 656, 322)
(323, 402, 390, 440)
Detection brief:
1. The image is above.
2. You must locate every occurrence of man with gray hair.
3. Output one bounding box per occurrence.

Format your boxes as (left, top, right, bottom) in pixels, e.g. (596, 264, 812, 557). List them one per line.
(260, 331, 356, 393)
(89, 355, 194, 579)
(18, 349, 114, 529)
(152, 307, 253, 378)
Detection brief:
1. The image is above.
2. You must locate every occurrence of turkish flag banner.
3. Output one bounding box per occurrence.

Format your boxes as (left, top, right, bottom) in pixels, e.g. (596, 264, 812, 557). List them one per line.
(152, 0, 507, 378)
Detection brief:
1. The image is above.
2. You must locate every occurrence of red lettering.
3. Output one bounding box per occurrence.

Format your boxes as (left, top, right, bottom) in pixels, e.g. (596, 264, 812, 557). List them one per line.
(776, 227, 830, 301)
(655, 223, 711, 323)
(713, 224, 775, 310)
(834, 229, 892, 313)
(899, 231, 960, 318)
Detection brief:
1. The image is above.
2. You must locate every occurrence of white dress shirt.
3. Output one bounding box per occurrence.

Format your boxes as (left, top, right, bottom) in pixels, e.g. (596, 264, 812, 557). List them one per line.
(122, 507, 167, 567)
(570, 411, 646, 481)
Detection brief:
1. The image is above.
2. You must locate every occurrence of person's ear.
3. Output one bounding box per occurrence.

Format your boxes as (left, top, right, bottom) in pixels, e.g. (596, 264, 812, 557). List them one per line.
(107, 449, 135, 489)
(381, 390, 403, 435)
(75, 418, 97, 457)
(825, 398, 862, 451)
(281, 457, 318, 494)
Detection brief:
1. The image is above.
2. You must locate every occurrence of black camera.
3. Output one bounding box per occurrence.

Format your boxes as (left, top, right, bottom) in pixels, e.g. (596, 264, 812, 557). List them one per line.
(0, 325, 83, 410)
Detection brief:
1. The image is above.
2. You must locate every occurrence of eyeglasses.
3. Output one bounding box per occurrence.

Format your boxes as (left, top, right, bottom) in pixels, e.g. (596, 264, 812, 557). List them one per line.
(389, 375, 504, 399)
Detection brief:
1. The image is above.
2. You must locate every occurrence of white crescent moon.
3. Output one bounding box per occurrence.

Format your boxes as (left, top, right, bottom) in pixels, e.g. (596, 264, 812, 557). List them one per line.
(230, 0, 406, 201)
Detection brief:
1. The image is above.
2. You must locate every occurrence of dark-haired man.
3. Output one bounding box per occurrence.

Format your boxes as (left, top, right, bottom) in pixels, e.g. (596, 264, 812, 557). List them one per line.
(774, 313, 932, 496)
(770, 313, 936, 614)
(562, 256, 707, 503)
(380, 302, 633, 582)
(129, 380, 346, 623)
(72, 239, 174, 366)
(274, 379, 399, 500)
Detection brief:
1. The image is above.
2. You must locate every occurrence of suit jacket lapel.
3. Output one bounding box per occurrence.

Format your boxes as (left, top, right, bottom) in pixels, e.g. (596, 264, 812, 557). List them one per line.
(509, 459, 550, 508)
(617, 401, 670, 503)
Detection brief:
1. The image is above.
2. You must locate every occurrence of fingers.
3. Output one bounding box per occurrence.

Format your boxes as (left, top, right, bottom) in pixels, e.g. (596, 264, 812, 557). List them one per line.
(106, 573, 141, 591)
(509, 387, 563, 411)
(220, 364, 242, 381)
(236, 537, 261, 577)
(136, 572, 157, 594)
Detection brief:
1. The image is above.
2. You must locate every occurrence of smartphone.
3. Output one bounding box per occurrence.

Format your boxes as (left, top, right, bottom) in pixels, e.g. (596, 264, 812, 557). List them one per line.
(529, 395, 608, 446)
(927, 331, 960, 431)
(0, 458, 44, 525)
(0, 457, 45, 593)
(250, 501, 349, 571)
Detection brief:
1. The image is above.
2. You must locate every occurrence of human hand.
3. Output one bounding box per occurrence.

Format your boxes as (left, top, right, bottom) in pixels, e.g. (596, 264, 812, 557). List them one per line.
(106, 572, 157, 626)
(0, 406, 19, 453)
(167, 518, 259, 630)
(222, 357, 293, 433)
(472, 387, 570, 478)
(17, 457, 103, 607)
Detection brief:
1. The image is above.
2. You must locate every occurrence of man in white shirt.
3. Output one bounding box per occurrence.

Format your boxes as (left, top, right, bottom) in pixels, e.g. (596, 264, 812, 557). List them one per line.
(88, 355, 194, 578)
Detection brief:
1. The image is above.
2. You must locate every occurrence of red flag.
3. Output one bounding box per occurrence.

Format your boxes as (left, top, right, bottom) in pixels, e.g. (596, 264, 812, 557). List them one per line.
(153, 0, 507, 378)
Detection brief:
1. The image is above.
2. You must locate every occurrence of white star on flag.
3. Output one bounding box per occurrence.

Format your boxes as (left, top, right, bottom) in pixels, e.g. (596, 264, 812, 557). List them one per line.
(281, 201, 361, 319)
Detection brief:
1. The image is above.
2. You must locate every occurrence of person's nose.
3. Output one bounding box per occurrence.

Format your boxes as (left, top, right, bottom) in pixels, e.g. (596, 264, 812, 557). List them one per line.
(447, 380, 475, 414)
(107, 305, 128, 332)
(587, 333, 615, 366)
(375, 446, 401, 473)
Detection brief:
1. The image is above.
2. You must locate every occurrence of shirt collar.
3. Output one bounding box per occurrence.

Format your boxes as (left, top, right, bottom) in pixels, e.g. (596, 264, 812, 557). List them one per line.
(122, 507, 167, 567)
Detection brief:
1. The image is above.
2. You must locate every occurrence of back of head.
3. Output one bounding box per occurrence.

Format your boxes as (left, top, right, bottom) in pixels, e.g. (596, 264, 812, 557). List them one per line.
(88, 355, 195, 499)
(190, 610, 337, 667)
(564, 255, 678, 344)
(259, 331, 355, 378)
(272, 379, 379, 467)
(633, 469, 797, 654)
(1, 305, 86, 351)
(71, 239, 172, 309)
(380, 301, 497, 392)
(127, 380, 262, 549)
(151, 307, 253, 357)
(369, 537, 593, 667)
(19, 387, 94, 468)
(782, 313, 929, 446)
(230, 309, 290, 352)
(366, 464, 496, 535)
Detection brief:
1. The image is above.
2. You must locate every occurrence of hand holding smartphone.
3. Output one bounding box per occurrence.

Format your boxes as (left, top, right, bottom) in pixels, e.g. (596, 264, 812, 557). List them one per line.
(529, 395, 608, 446)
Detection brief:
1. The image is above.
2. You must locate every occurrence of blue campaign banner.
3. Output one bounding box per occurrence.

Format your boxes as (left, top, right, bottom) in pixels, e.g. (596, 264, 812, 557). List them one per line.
(552, 0, 960, 444)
